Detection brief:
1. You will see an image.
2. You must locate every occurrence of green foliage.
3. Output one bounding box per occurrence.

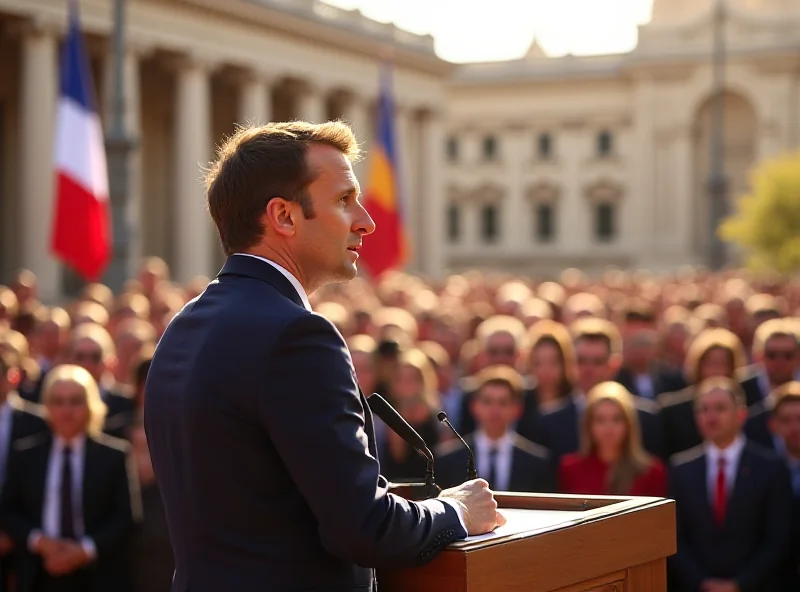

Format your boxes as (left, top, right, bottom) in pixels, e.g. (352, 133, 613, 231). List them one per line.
(719, 151, 800, 275)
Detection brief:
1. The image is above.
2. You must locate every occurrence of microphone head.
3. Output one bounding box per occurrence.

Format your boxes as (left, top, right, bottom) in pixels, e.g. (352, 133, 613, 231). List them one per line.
(436, 411, 447, 422)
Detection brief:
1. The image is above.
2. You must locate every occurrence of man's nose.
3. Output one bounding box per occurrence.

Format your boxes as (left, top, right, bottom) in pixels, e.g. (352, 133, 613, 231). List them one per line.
(354, 201, 376, 236)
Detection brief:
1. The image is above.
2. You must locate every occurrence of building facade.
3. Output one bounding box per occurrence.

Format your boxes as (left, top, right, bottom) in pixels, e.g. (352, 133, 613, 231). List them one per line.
(0, 0, 452, 302)
(1, 0, 799, 302)
(443, 0, 800, 275)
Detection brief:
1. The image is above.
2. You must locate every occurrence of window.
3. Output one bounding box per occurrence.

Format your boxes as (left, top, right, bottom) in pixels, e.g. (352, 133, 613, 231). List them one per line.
(482, 135, 497, 160)
(535, 203, 555, 242)
(537, 133, 552, 160)
(480, 204, 499, 243)
(597, 130, 613, 157)
(595, 202, 616, 241)
(446, 136, 459, 162)
(446, 204, 461, 242)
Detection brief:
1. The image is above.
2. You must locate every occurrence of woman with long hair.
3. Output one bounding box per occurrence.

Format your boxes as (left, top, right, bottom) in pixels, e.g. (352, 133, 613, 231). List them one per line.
(558, 381, 666, 496)
(517, 320, 576, 442)
(379, 348, 444, 482)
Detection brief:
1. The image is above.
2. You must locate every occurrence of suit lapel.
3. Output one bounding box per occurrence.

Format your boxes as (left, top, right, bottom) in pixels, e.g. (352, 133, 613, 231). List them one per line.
(82, 437, 101, 529)
(31, 437, 51, 524)
(358, 388, 377, 460)
(722, 445, 755, 528)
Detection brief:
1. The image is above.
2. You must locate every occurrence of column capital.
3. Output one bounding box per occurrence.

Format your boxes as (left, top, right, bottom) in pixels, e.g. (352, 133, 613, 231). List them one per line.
(4, 15, 62, 40)
(225, 65, 280, 87)
(163, 50, 221, 75)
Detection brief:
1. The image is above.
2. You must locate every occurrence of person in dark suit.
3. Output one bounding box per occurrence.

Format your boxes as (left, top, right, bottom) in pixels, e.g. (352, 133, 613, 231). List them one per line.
(0, 350, 49, 591)
(1, 364, 140, 592)
(66, 324, 136, 440)
(744, 381, 800, 590)
(658, 328, 750, 459)
(144, 121, 503, 592)
(436, 365, 555, 492)
(668, 377, 792, 592)
(559, 382, 666, 497)
(536, 318, 663, 461)
(515, 320, 577, 443)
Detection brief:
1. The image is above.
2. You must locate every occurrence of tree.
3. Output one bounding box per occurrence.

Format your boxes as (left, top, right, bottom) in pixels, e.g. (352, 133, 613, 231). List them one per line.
(720, 151, 800, 275)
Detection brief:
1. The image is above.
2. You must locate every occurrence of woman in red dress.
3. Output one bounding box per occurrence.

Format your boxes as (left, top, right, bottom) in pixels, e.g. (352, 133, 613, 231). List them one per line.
(558, 381, 667, 496)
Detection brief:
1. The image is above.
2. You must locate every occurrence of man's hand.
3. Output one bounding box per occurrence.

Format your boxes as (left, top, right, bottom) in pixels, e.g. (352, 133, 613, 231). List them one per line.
(43, 541, 90, 576)
(0, 532, 13, 556)
(32, 536, 64, 558)
(439, 478, 506, 536)
(701, 579, 740, 592)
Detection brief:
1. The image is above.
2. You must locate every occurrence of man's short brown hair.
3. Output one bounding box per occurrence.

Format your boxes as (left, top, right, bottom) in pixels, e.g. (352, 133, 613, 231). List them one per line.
(474, 365, 524, 403)
(206, 121, 361, 256)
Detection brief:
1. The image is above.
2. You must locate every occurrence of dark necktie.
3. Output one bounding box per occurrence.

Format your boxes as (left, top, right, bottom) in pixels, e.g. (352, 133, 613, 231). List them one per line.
(60, 445, 75, 539)
(486, 447, 498, 490)
(714, 457, 727, 527)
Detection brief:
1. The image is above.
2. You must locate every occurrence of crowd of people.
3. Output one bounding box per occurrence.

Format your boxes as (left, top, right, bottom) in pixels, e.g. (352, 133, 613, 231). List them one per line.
(0, 258, 799, 591)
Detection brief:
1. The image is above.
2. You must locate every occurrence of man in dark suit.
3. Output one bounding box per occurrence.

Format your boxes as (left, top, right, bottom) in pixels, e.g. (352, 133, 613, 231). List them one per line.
(1, 364, 139, 592)
(0, 351, 50, 591)
(668, 377, 792, 592)
(144, 122, 503, 592)
(436, 366, 555, 492)
(535, 318, 664, 460)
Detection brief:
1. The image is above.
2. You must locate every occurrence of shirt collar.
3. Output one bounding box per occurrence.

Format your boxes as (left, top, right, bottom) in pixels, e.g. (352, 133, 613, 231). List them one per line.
(704, 434, 746, 464)
(53, 434, 86, 456)
(233, 253, 312, 311)
(474, 429, 514, 453)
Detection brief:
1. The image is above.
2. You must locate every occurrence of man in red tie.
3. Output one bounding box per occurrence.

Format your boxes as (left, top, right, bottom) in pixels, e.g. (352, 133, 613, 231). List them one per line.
(667, 377, 792, 592)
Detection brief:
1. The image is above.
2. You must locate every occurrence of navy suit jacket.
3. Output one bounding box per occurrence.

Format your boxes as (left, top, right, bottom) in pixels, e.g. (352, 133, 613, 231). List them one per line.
(667, 441, 792, 592)
(144, 255, 465, 592)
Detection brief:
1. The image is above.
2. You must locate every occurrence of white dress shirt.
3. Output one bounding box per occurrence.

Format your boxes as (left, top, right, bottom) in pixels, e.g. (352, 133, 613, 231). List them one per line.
(28, 435, 96, 559)
(704, 435, 746, 504)
(234, 253, 312, 311)
(474, 430, 515, 491)
(232, 254, 468, 532)
(0, 401, 13, 492)
(634, 374, 655, 400)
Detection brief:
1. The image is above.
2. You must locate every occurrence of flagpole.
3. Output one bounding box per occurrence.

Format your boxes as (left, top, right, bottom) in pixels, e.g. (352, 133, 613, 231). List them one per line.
(104, 0, 135, 292)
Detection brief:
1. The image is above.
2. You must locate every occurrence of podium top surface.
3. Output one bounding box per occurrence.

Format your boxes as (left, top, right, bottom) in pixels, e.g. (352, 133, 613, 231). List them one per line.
(448, 492, 673, 552)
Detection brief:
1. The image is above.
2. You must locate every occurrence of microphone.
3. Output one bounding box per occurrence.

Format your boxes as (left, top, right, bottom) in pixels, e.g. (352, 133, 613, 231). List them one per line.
(367, 393, 440, 499)
(437, 411, 477, 480)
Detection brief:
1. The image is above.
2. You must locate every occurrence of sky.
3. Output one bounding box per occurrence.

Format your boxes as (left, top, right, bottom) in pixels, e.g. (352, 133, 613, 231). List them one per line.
(322, 0, 655, 62)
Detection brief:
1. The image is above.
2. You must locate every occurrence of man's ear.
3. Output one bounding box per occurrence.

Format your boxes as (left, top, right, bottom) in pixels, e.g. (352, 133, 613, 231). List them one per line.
(265, 198, 296, 238)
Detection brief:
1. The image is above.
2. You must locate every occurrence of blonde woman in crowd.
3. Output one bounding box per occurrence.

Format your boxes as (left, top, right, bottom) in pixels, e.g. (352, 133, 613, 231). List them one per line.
(558, 381, 666, 496)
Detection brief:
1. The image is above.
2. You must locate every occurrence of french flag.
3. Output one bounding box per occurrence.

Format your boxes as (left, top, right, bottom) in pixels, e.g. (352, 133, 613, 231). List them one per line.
(51, 0, 111, 282)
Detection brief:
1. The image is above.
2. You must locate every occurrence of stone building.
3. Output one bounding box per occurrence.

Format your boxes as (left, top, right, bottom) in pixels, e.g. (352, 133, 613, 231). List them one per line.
(0, 0, 799, 301)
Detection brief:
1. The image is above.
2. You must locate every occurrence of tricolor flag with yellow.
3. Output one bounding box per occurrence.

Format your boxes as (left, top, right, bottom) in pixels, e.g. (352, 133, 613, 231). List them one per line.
(359, 65, 408, 279)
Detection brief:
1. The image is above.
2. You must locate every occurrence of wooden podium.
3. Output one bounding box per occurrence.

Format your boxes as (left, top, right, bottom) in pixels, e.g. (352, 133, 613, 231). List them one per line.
(378, 492, 676, 592)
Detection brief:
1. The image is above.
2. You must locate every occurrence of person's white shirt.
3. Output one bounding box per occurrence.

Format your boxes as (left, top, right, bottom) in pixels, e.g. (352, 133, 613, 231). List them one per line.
(28, 435, 97, 559)
(474, 430, 515, 491)
(704, 434, 746, 504)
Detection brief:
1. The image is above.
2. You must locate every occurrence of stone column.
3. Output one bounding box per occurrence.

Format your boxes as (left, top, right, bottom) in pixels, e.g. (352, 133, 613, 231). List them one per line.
(103, 46, 144, 276)
(173, 55, 214, 283)
(504, 125, 526, 250)
(19, 21, 59, 302)
(418, 109, 446, 279)
(341, 92, 372, 181)
(295, 81, 327, 123)
(672, 125, 695, 259)
(238, 70, 273, 126)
